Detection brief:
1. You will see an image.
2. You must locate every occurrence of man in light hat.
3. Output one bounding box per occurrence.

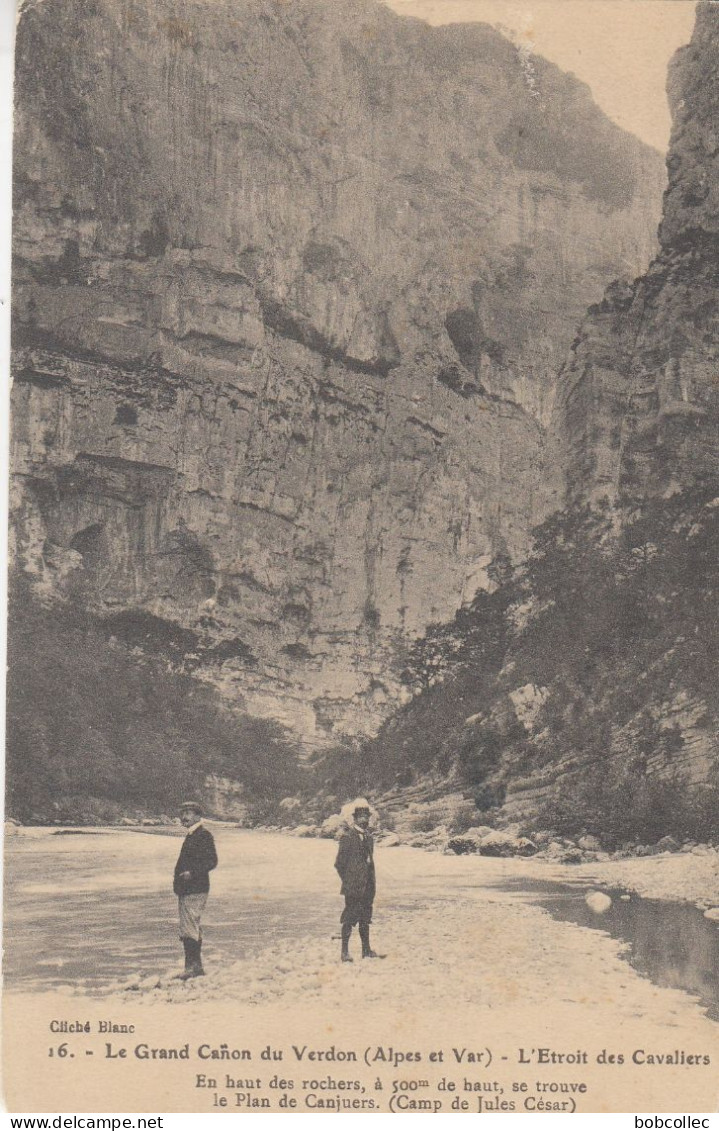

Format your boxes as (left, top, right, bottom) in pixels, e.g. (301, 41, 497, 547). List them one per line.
(173, 801, 218, 979)
(334, 798, 378, 962)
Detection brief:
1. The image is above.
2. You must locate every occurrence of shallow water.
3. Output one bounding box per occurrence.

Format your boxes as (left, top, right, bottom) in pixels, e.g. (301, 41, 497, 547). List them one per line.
(495, 876, 719, 1021)
(3, 828, 340, 991)
(5, 829, 718, 1022)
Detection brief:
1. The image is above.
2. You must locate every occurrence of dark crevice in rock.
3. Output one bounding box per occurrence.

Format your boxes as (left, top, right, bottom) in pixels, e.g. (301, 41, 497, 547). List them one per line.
(69, 523, 105, 555)
(282, 642, 313, 660)
(237, 500, 297, 525)
(203, 637, 257, 666)
(100, 610, 201, 656)
(137, 211, 171, 259)
(406, 415, 446, 441)
(75, 452, 174, 476)
(27, 240, 89, 286)
(259, 294, 399, 377)
(114, 404, 138, 426)
(178, 329, 254, 356)
(14, 366, 72, 390)
(11, 326, 187, 393)
(445, 307, 506, 370)
(436, 363, 488, 400)
(235, 570, 272, 594)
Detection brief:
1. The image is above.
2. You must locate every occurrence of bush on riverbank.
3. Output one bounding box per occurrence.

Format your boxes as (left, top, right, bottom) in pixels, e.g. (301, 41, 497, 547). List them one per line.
(6, 587, 304, 823)
(532, 762, 719, 848)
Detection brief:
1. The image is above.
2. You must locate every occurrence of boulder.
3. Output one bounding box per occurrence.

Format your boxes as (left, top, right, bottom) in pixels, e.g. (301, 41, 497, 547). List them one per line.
(478, 830, 538, 857)
(578, 835, 602, 852)
(448, 835, 480, 855)
(408, 827, 449, 849)
(585, 890, 612, 914)
(476, 831, 516, 857)
(532, 830, 554, 847)
(447, 825, 495, 853)
(656, 835, 681, 853)
(464, 825, 495, 841)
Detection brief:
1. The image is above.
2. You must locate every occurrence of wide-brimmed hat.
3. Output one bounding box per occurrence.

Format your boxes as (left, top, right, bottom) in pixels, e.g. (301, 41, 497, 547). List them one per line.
(338, 797, 377, 828)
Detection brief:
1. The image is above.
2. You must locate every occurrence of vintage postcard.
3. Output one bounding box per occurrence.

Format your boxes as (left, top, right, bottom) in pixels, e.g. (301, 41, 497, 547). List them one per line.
(4, 0, 718, 1115)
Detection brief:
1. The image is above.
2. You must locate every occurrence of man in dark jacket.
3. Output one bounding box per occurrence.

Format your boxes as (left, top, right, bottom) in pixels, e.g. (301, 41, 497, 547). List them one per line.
(334, 798, 378, 962)
(173, 801, 218, 979)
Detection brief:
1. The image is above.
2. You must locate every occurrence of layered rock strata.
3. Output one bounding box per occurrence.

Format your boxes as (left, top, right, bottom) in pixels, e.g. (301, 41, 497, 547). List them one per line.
(556, 3, 719, 508)
(11, 0, 664, 744)
(502, 2, 719, 815)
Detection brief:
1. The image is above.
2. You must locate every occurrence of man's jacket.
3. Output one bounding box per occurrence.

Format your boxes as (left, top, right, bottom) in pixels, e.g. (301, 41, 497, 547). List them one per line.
(173, 825, 218, 896)
(334, 827, 375, 901)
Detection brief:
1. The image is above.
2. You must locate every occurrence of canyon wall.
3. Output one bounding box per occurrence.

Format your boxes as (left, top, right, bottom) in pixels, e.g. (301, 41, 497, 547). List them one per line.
(11, 0, 665, 745)
(556, 3, 719, 509)
(355, 4, 718, 836)
(505, 0, 719, 813)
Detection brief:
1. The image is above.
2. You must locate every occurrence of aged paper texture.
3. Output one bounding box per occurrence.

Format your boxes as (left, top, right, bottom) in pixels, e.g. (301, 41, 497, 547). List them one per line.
(5, 0, 719, 1115)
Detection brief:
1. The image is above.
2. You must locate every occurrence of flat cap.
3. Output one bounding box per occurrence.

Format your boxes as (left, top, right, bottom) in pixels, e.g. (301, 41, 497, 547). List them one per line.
(179, 800, 203, 814)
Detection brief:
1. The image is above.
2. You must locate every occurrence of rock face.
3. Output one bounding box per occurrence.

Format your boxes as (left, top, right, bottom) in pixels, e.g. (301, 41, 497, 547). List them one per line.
(11, 0, 664, 745)
(378, 0, 718, 838)
(504, 0, 719, 817)
(355, 4, 718, 838)
(556, 2, 719, 509)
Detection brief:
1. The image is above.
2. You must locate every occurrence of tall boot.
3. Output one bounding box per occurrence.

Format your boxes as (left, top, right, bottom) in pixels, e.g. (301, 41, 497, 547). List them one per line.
(173, 937, 193, 979)
(182, 938, 205, 978)
(359, 923, 377, 959)
(340, 924, 353, 963)
(192, 938, 205, 977)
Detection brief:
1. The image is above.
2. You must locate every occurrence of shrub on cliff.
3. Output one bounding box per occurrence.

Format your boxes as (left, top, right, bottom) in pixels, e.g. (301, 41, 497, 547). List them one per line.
(312, 486, 719, 843)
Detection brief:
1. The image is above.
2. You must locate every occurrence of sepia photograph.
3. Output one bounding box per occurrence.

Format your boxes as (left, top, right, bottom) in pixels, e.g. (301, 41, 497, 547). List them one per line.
(3, 0, 718, 1114)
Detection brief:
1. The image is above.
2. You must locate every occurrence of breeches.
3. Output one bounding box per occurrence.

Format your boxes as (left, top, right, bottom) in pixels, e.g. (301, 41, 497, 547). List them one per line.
(178, 893, 207, 941)
(341, 895, 373, 928)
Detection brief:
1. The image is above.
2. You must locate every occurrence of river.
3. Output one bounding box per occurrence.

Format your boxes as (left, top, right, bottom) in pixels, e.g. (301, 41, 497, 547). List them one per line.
(4, 826, 718, 1022)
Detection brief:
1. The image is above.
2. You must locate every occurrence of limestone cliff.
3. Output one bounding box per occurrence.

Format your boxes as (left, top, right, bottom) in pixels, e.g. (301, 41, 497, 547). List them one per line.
(340, 4, 718, 841)
(11, 0, 664, 746)
(556, 2, 719, 508)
